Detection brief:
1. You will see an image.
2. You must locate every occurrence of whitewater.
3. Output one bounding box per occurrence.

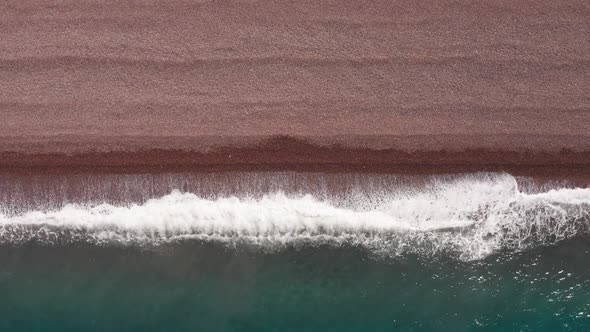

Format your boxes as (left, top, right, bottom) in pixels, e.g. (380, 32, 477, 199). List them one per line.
(0, 173, 588, 261)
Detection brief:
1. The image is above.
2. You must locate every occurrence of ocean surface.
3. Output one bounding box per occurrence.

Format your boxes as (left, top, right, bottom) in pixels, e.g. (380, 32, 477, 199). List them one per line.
(1, 172, 589, 331)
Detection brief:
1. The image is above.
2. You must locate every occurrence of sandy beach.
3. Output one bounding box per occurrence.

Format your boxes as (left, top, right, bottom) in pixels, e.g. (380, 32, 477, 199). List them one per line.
(1, 0, 589, 180)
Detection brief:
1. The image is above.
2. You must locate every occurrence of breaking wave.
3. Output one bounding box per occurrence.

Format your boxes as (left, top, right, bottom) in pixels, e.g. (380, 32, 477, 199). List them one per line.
(0, 173, 588, 260)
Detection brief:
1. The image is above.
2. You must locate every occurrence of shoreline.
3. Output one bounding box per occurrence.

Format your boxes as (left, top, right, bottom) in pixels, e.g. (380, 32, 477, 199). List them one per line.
(2, 137, 589, 185)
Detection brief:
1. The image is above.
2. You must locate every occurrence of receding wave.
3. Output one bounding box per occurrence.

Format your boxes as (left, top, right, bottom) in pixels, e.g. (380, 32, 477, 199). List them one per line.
(0, 173, 588, 260)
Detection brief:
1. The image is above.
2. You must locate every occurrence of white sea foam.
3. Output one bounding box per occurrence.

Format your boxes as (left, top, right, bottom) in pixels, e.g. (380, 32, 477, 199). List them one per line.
(0, 174, 588, 260)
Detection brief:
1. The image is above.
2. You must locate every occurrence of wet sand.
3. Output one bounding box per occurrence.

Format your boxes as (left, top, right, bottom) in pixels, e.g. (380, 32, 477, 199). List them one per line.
(1, 136, 589, 187)
(1, 0, 589, 180)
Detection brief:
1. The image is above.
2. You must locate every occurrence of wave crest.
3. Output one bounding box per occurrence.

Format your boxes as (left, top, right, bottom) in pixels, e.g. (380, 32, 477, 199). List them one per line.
(0, 174, 588, 260)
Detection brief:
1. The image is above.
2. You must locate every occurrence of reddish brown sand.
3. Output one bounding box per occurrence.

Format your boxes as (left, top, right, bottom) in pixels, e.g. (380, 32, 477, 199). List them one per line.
(1, 0, 589, 180)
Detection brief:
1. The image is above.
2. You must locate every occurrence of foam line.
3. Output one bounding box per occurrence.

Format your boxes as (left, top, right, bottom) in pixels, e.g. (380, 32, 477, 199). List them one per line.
(0, 174, 588, 260)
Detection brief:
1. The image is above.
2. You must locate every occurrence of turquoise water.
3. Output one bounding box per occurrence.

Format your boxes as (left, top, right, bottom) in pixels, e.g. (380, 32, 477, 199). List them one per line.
(1, 239, 589, 332)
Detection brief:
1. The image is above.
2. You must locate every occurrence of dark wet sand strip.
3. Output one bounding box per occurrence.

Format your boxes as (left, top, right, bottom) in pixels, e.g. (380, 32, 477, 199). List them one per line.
(1, 137, 589, 186)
